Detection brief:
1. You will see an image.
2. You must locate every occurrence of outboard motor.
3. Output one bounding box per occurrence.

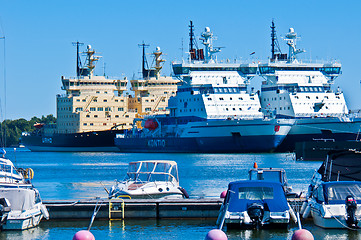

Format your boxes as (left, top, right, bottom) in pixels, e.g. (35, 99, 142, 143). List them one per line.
(0, 198, 11, 226)
(345, 195, 358, 228)
(247, 203, 264, 228)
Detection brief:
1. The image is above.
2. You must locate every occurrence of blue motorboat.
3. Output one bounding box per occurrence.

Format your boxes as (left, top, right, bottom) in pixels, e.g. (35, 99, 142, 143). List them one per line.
(217, 180, 292, 229)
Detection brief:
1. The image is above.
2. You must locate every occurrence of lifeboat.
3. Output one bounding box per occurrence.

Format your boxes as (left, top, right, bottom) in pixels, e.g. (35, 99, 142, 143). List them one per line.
(144, 119, 158, 130)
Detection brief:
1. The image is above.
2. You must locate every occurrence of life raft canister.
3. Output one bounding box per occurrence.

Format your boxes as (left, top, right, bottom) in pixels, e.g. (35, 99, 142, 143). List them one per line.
(274, 125, 280, 132)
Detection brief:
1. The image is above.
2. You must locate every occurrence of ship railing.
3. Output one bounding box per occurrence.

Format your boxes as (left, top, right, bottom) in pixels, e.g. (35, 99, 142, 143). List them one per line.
(263, 58, 341, 65)
(207, 114, 264, 120)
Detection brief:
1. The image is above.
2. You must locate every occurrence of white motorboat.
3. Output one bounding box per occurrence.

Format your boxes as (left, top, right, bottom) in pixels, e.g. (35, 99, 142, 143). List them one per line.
(301, 150, 361, 229)
(109, 160, 188, 199)
(217, 180, 295, 229)
(0, 154, 49, 230)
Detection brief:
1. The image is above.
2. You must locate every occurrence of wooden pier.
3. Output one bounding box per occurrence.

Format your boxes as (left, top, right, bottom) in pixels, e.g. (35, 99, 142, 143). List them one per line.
(44, 197, 305, 220)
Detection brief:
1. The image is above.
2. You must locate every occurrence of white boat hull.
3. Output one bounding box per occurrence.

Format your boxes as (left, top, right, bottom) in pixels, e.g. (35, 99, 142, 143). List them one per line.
(3, 205, 44, 230)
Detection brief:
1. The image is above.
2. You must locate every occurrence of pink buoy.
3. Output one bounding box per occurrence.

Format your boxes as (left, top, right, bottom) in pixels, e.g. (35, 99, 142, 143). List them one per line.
(73, 230, 95, 240)
(291, 229, 314, 240)
(205, 229, 228, 240)
(220, 191, 227, 199)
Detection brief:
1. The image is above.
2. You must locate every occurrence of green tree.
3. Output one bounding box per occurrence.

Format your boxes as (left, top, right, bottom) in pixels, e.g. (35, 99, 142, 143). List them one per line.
(0, 115, 56, 147)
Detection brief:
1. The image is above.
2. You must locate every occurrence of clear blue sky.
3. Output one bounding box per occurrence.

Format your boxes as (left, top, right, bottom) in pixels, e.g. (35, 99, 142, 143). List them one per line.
(0, 0, 360, 120)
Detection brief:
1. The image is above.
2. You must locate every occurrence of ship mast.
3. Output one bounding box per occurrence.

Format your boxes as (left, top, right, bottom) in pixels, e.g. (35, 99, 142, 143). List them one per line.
(189, 21, 200, 60)
(270, 20, 282, 62)
(138, 42, 150, 79)
(72, 41, 84, 78)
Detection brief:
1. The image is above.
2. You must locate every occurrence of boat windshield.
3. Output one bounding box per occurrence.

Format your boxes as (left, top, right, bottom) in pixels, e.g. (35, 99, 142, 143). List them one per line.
(249, 169, 283, 184)
(125, 161, 179, 183)
(0, 163, 18, 175)
(238, 186, 274, 200)
(325, 183, 361, 204)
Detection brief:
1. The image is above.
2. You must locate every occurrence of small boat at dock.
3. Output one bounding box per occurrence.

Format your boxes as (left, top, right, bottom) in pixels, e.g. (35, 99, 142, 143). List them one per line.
(0, 152, 49, 230)
(302, 150, 361, 229)
(109, 160, 188, 199)
(217, 180, 294, 229)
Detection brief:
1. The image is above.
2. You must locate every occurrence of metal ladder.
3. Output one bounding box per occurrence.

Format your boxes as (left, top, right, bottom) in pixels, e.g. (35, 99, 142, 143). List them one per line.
(108, 198, 125, 220)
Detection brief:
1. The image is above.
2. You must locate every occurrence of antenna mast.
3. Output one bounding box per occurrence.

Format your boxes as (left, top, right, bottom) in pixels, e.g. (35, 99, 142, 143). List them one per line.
(138, 41, 150, 79)
(72, 41, 84, 78)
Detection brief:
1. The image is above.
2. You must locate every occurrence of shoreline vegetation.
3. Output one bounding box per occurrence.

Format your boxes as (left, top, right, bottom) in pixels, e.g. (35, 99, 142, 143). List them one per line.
(1, 114, 56, 147)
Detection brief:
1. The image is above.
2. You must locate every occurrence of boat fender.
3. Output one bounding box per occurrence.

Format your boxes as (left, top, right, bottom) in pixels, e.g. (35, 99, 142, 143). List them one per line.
(40, 204, 50, 220)
(300, 200, 308, 215)
(26, 168, 34, 179)
(178, 187, 189, 199)
(302, 204, 311, 219)
(288, 203, 297, 223)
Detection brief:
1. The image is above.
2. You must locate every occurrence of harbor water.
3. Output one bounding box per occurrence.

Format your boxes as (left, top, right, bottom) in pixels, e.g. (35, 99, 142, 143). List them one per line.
(1, 148, 360, 239)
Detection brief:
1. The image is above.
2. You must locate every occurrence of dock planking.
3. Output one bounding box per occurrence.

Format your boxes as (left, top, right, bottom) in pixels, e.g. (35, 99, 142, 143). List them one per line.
(44, 197, 305, 220)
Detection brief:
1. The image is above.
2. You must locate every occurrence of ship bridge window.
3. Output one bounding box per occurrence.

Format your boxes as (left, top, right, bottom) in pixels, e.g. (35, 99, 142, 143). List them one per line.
(219, 88, 223, 93)
(118, 107, 124, 111)
(90, 107, 96, 111)
(97, 107, 103, 111)
(105, 107, 111, 111)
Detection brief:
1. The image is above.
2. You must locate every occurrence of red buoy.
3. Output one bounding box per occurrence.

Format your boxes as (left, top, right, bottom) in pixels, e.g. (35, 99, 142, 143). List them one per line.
(291, 229, 314, 240)
(73, 230, 95, 240)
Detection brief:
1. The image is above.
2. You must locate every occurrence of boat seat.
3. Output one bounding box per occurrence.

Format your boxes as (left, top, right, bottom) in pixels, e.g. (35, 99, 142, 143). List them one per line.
(128, 183, 146, 190)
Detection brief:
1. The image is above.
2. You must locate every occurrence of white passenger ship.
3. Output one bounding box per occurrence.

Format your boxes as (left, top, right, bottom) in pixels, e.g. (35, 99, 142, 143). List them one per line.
(259, 22, 361, 152)
(115, 22, 293, 153)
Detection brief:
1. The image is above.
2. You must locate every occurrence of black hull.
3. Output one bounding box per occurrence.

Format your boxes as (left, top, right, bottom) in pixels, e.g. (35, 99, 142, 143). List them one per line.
(21, 130, 123, 152)
(295, 140, 361, 161)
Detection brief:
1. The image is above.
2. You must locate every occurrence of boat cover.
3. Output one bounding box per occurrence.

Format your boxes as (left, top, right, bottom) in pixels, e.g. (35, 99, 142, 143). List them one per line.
(322, 181, 361, 204)
(0, 188, 36, 211)
(226, 180, 288, 212)
(317, 150, 361, 182)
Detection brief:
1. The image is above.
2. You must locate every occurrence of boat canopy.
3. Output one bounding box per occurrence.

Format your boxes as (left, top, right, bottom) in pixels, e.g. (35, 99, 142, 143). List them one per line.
(226, 180, 288, 212)
(0, 188, 37, 211)
(317, 150, 361, 182)
(320, 181, 361, 204)
(125, 160, 179, 183)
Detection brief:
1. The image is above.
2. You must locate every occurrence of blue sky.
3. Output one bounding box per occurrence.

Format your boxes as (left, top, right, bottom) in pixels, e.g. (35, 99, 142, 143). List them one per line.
(0, 0, 361, 120)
